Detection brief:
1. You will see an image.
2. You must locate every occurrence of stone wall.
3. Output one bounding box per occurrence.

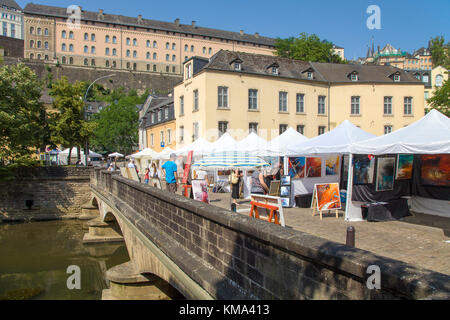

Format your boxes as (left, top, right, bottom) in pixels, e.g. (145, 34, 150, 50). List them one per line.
(0, 36, 24, 58)
(2, 57, 182, 94)
(0, 167, 92, 222)
(92, 169, 450, 300)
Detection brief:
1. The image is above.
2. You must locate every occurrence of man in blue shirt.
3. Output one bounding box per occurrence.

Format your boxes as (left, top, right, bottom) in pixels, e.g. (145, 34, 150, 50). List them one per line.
(162, 153, 178, 193)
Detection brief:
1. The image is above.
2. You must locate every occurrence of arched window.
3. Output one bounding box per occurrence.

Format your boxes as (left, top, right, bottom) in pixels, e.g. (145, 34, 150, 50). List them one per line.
(69, 57, 73, 64)
(105, 35, 110, 43)
(37, 41, 41, 48)
(436, 75, 444, 87)
(106, 60, 110, 67)
(91, 46, 96, 54)
(208, 48, 212, 55)
(84, 33, 88, 41)
(37, 28, 41, 35)
(133, 38, 137, 46)
(166, 54, 170, 61)
(91, 34, 96, 41)
(146, 52, 150, 59)
(126, 38, 131, 45)
(126, 50, 131, 57)
(112, 36, 117, 44)
(69, 31, 74, 39)
(133, 50, 137, 58)
(166, 42, 170, 49)
(62, 56, 66, 64)
(112, 61, 117, 68)
(203, 47, 206, 54)
(84, 45, 88, 53)
(44, 41, 49, 49)
(172, 55, 176, 62)
(112, 48, 117, 56)
(37, 54, 41, 60)
(126, 62, 130, 69)
(184, 44, 188, 52)
(153, 52, 157, 60)
(44, 28, 49, 36)
(147, 40, 150, 47)
(133, 63, 137, 70)
(30, 53, 34, 59)
(91, 59, 96, 66)
(153, 41, 157, 48)
(61, 43, 66, 51)
(84, 58, 88, 65)
(105, 48, 110, 55)
(30, 27, 34, 34)
(191, 45, 194, 52)
(69, 44, 74, 52)
(172, 43, 176, 50)
(30, 40, 34, 48)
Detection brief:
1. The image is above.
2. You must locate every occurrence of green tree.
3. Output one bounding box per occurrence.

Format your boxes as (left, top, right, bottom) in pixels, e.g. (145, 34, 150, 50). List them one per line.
(0, 64, 47, 167)
(49, 77, 95, 163)
(90, 89, 146, 155)
(275, 33, 346, 63)
(429, 36, 450, 69)
(427, 78, 450, 116)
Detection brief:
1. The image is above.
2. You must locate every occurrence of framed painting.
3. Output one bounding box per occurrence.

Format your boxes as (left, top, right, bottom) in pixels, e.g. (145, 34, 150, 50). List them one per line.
(421, 154, 450, 186)
(192, 179, 210, 203)
(281, 175, 291, 186)
(326, 156, 340, 176)
(376, 157, 396, 191)
(306, 157, 322, 178)
(314, 183, 342, 211)
(353, 155, 375, 185)
(288, 157, 306, 179)
(396, 154, 414, 180)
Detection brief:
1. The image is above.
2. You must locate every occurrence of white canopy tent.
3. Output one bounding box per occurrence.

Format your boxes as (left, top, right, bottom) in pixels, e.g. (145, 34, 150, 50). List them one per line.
(175, 138, 213, 157)
(131, 148, 159, 160)
(155, 147, 176, 160)
(109, 152, 124, 158)
(209, 133, 238, 153)
(346, 110, 450, 220)
(235, 132, 270, 155)
(267, 128, 309, 156)
(59, 148, 103, 165)
(283, 121, 376, 200)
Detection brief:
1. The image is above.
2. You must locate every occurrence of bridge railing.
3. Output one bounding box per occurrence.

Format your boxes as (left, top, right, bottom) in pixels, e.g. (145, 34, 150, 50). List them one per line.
(90, 168, 450, 300)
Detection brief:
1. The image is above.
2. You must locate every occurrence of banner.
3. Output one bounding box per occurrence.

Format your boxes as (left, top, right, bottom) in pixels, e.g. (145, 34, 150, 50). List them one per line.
(182, 151, 194, 184)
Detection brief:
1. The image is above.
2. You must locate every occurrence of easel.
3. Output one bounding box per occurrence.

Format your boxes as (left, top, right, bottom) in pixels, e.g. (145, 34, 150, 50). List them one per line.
(249, 194, 286, 227)
(311, 185, 340, 220)
(182, 151, 194, 198)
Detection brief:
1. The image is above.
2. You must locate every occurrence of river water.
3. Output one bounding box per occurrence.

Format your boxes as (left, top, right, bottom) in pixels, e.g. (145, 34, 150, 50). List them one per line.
(0, 220, 130, 300)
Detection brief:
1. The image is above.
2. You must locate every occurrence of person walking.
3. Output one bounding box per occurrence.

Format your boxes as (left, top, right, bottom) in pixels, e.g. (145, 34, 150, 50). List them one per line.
(162, 153, 178, 193)
(230, 169, 242, 206)
(144, 168, 150, 185)
(251, 168, 269, 195)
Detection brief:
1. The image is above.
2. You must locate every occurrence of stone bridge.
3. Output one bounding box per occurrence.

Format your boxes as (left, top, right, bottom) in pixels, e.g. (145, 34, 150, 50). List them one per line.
(88, 169, 450, 300)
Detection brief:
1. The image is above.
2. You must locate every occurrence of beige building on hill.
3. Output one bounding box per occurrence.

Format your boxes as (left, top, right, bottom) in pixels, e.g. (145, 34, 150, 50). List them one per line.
(173, 50, 426, 149)
(23, 3, 275, 75)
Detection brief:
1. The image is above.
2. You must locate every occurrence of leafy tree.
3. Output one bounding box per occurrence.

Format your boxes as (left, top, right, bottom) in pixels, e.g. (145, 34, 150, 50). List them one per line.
(0, 63, 47, 167)
(49, 77, 95, 163)
(90, 89, 146, 155)
(427, 78, 450, 116)
(429, 36, 450, 69)
(275, 33, 346, 63)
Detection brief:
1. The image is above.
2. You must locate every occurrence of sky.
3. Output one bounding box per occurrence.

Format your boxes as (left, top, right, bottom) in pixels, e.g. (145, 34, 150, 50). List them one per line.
(16, 0, 450, 60)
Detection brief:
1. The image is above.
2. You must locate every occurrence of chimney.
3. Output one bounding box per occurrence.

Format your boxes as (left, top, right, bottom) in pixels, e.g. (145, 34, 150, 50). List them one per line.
(192, 21, 197, 28)
(174, 18, 180, 26)
(138, 14, 143, 23)
(98, 9, 104, 19)
(255, 32, 259, 38)
(240, 30, 244, 36)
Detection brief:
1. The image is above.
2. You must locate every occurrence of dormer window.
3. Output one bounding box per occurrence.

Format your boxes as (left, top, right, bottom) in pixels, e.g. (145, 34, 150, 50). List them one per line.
(272, 67, 279, 75)
(234, 62, 241, 71)
(394, 75, 400, 82)
(307, 72, 313, 80)
(267, 63, 280, 75)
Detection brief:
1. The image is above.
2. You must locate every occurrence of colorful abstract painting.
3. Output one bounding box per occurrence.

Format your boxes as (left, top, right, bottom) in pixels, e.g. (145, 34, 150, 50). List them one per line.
(315, 183, 342, 211)
(396, 155, 414, 180)
(288, 157, 306, 179)
(376, 157, 396, 191)
(326, 156, 340, 176)
(421, 154, 450, 186)
(353, 156, 375, 184)
(306, 157, 322, 178)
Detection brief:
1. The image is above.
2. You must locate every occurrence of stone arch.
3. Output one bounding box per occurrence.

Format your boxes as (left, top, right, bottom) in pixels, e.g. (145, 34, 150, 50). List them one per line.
(91, 196, 99, 208)
(103, 211, 124, 237)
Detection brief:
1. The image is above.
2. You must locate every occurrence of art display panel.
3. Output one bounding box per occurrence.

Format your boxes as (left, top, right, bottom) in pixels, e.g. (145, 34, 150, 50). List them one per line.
(314, 183, 342, 211)
(376, 157, 396, 191)
(326, 156, 340, 176)
(288, 157, 306, 179)
(192, 180, 210, 203)
(353, 156, 375, 185)
(396, 154, 414, 180)
(420, 154, 450, 187)
(306, 157, 322, 178)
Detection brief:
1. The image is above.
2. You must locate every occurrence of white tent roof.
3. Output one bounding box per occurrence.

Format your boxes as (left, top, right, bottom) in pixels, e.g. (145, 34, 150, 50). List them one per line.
(131, 148, 159, 159)
(210, 133, 238, 153)
(176, 138, 213, 156)
(350, 110, 450, 155)
(267, 128, 309, 156)
(155, 147, 176, 160)
(109, 152, 124, 158)
(60, 149, 102, 158)
(287, 121, 376, 155)
(235, 132, 269, 155)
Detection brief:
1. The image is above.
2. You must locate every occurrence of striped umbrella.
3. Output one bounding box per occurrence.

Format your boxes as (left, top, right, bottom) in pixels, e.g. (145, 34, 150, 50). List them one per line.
(192, 152, 270, 169)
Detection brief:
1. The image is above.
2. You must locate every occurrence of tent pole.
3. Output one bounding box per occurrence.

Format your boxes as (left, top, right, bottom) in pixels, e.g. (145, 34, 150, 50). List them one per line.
(345, 153, 354, 221)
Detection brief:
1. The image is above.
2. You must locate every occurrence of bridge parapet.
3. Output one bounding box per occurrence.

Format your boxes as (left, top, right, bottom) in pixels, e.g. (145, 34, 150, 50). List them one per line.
(91, 168, 450, 300)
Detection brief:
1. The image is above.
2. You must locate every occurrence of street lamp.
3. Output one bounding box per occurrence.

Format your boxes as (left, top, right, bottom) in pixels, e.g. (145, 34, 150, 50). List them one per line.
(83, 74, 116, 166)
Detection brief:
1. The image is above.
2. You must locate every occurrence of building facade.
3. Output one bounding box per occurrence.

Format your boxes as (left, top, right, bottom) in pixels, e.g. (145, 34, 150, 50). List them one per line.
(174, 50, 426, 149)
(23, 3, 275, 75)
(0, 0, 23, 39)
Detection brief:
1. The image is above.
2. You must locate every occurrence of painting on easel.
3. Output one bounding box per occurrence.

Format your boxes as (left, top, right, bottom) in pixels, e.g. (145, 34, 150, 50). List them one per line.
(311, 183, 341, 220)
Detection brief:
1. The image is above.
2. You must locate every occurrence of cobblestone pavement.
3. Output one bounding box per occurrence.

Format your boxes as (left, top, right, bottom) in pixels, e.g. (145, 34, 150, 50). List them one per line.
(206, 192, 450, 275)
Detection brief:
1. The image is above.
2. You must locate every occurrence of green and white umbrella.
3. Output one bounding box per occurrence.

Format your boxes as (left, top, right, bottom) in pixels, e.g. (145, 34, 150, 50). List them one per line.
(192, 152, 270, 169)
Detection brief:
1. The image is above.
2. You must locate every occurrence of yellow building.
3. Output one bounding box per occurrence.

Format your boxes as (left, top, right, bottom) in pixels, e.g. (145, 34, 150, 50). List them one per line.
(23, 3, 275, 75)
(142, 97, 176, 153)
(174, 50, 426, 149)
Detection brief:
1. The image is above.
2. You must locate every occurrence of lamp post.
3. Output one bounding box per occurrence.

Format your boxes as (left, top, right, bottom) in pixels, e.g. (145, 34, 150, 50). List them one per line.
(83, 74, 116, 166)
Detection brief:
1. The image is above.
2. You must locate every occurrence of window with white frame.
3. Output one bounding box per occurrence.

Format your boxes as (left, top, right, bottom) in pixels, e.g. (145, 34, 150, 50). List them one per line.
(218, 86, 229, 108)
(164, 107, 169, 119)
(249, 123, 258, 134)
(318, 96, 326, 114)
(351, 96, 360, 115)
(296, 94, 305, 113)
(384, 97, 393, 115)
(404, 97, 413, 115)
(193, 90, 199, 111)
(297, 125, 305, 135)
(279, 92, 288, 112)
(318, 126, 326, 135)
(193, 122, 199, 141)
(179, 126, 184, 143)
(279, 124, 288, 135)
(180, 96, 184, 116)
(167, 129, 172, 145)
(218, 121, 228, 137)
(248, 89, 258, 110)
(384, 125, 393, 135)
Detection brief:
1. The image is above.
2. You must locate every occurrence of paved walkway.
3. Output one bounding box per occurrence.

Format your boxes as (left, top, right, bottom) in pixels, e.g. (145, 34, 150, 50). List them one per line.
(206, 192, 450, 275)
